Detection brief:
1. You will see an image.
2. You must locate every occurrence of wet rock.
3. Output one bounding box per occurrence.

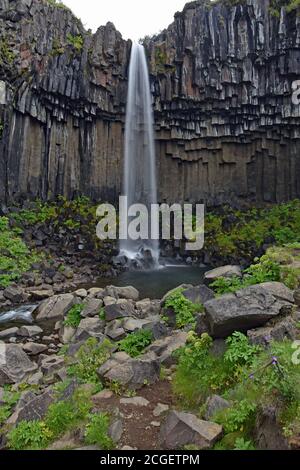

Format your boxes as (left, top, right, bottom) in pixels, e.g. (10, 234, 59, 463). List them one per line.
(204, 283, 293, 338)
(204, 266, 242, 283)
(204, 395, 231, 421)
(36, 294, 75, 323)
(0, 344, 38, 385)
(160, 410, 223, 449)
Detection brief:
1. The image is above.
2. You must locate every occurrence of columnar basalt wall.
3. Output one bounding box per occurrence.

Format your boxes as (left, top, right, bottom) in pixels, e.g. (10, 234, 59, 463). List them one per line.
(0, 0, 300, 206)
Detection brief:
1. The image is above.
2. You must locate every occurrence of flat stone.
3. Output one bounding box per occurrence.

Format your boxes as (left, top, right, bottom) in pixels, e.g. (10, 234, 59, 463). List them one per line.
(153, 403, 169, 417)
(22, 342, 48, 355)
(120, 396, 150, 407)
(27, 289, 54, 300)
(160, 410, 223, 449)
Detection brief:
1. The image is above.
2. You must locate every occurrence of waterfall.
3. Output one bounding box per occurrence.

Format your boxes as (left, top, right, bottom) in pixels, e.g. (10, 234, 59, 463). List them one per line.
(120, 43, 159, 268)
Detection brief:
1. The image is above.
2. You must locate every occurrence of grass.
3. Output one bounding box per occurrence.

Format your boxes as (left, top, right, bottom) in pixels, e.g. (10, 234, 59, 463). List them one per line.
(84, 413, 114, 449)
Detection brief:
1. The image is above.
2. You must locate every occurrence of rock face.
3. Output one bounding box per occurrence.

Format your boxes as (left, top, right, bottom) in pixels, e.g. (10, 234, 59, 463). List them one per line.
(0, 0, 300, 205)
(204, 282, 294, 338)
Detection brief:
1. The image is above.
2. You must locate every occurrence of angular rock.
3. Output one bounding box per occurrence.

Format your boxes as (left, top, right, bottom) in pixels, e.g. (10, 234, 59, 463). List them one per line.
(0, 327, 19, 340)
(3, 285, 26, 303)
(8, 390, 54, 425)
(183, 285, 215, 305)
(74, 289, 88, 298)
(35, 294, 75, 323)
(104, 302, 136, 321)
(59, 325, 76, 344)
(75, 317, 105, 342)
(104, 286, 139, 301)
(144, 331, 188, 366)
(0, 344, 38, 385)
(22, 342, 48, 355)
(105, 320, 125, 341)
(254, 405, 289, 450)
(153, 403, 169, 417)
(81, 298, 103, 318)
(27, 289, 54, 300)
(160, 410, 223, 449)
(247, 316, 298, 346)
(18, 325, 43, 338)
(204, 284, 293, 338)
(40, 355, 65, 376)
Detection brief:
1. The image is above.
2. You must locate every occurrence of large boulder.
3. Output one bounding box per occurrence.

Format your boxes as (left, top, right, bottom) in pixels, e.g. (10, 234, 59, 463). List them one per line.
(104, 301, 136, 321)
(183, 285, 215, 305)
(35, 294, 75, 323)
(98, 354, 160, 390)
(160, 410, 223, 449)
(104, 286, 139, 301)
(8, 390, 54, 425)
(204, 283, 294, 338)
(204, 265, 242, 283)
(0, 344, 38, 385)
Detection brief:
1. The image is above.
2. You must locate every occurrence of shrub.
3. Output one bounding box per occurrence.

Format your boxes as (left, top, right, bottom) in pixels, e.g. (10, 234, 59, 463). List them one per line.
(67, 338, 113, 384)
(118, 329, 153, 358)
(163, 288, 203, 328)
(7, 421, 53, 450)
(64, 304, 84, 328)
(84, 413, 114, 450)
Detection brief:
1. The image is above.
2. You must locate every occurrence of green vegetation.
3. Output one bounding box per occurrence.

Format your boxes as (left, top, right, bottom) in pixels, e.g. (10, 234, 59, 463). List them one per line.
(118, 329, 153, 358)
(67, 338, 113, 385)
(84, 413, 114, 449)
(163, 288, 204, 328)
(47, 0, 71, 11)
(67, 33, 84, 53)
(174, 331, 300, 449)
(64, 304, 84, 328)
(0, 217, 41, 287)
(0, 39, 15, 65)
(211, 243, 300, 295)
(0, 390, 20, 426)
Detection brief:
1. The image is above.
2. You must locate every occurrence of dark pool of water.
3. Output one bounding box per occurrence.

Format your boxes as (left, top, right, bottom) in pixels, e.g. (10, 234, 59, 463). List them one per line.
(93, 263, 209, 299)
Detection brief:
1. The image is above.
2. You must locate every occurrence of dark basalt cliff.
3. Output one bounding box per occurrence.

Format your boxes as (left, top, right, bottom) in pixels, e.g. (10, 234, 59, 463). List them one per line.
(0, 0, 300, 205)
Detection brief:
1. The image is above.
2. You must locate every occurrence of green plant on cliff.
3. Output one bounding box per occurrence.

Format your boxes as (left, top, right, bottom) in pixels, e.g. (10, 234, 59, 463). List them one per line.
(118, 329, 153, 358)
(64, 304, 84, 328)
(0, 217, 41, 288)
(67, 33, 84, 53)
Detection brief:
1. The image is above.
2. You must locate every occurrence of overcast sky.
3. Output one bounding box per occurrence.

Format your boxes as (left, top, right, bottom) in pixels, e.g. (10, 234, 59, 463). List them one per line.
(62, 0, 189, 40)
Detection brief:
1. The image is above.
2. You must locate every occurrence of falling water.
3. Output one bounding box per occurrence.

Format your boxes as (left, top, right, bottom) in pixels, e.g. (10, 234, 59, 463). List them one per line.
(120, 43, 159, 268)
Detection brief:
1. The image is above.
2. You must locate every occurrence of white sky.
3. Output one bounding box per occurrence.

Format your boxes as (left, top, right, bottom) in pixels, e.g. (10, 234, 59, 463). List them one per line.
(62, 0, 190, 40)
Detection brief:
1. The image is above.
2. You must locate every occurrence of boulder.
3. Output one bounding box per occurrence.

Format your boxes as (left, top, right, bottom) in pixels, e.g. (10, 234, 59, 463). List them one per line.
(0, 327, 19, 340)
(144, 331, 188, 366)
(104, 302, 136, 321)
(204, 265, 242, 282)
(120, 396, 150, 407)
(22, 343, 48, 355)
(204, 283, 293, 338)
(99, 356, 160, 391)
(254, 405, 289, 450)
(247, 316, 298, 346)
(160, 410, 223, 449)
(105, 320, 125, 341)
(204, 395, 231, 421)
(135, 299, 161, 318)
(18, 325, 43, 338)
(27, 289, 54, 300)
(0, 344, 38, 385)
(104, 286, 139, 301)
(74, 289, 88, 298)
(153, 403, 169, 417)
(81, 298, 103, 318)
(35, 294, 75, 323)
(40, 355, 65, 376)
(3, 285, 26, 303)
(59, 325, 76, 344)
(8, 390, 54, 425)
(75, 317, 105, 342)
(183, 285, 215, 305)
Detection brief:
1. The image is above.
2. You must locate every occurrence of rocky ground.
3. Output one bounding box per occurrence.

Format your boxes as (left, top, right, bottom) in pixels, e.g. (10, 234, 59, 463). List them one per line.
(0, 272, 300, 450)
